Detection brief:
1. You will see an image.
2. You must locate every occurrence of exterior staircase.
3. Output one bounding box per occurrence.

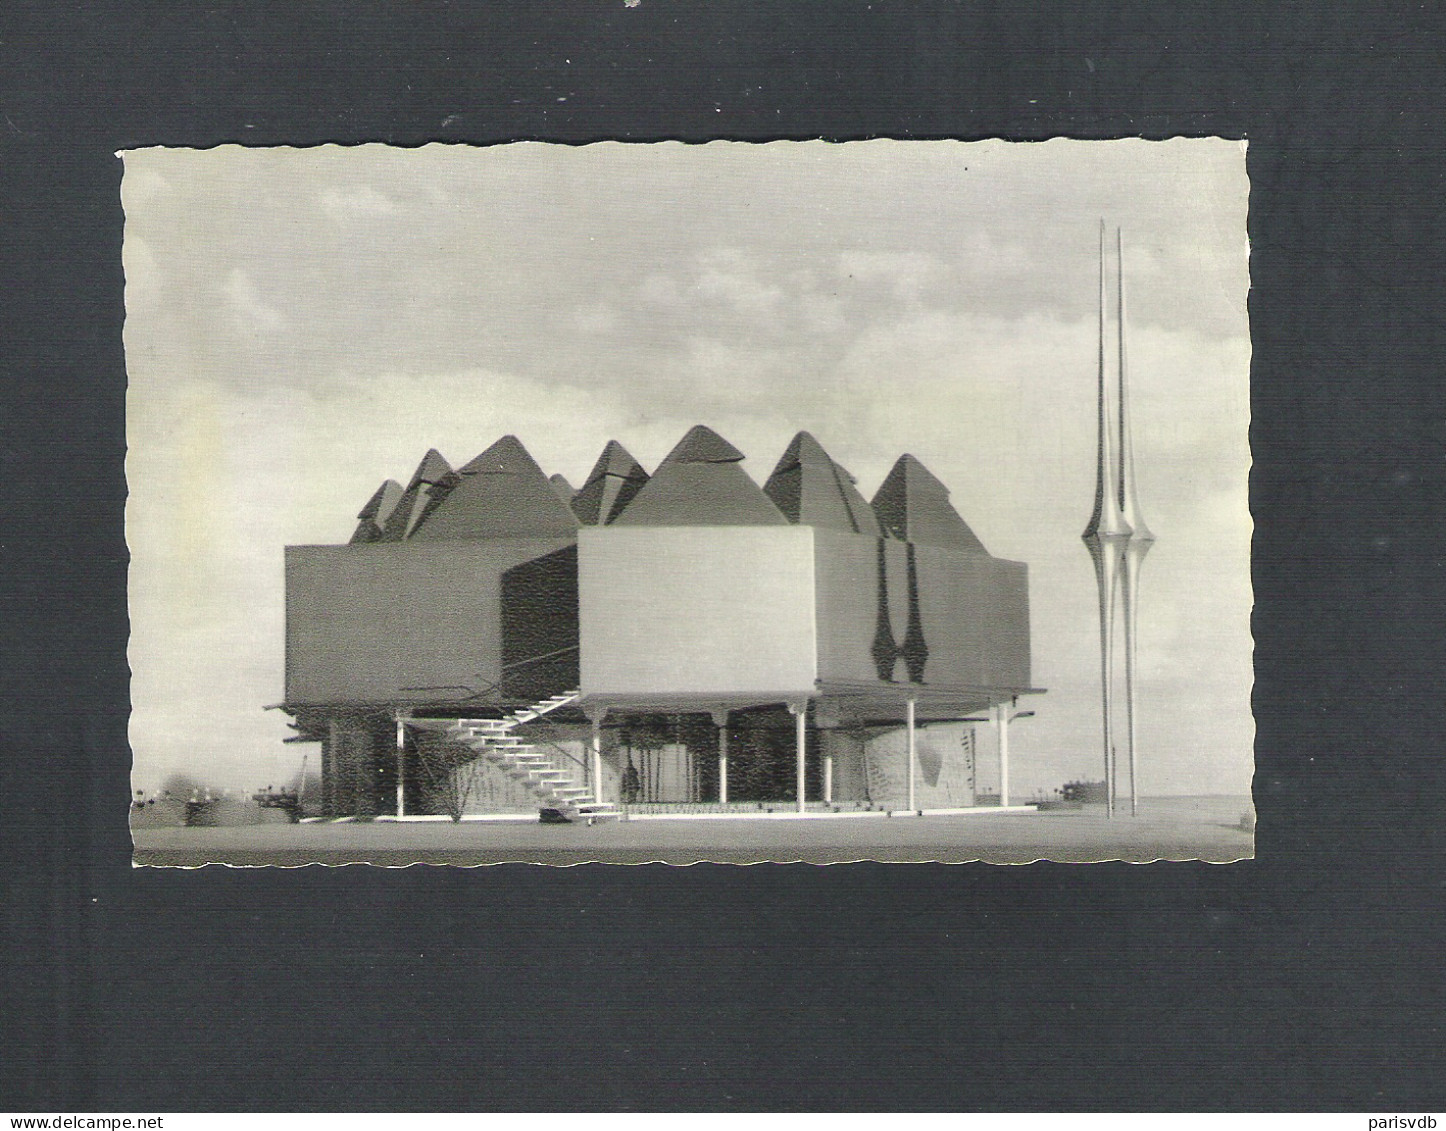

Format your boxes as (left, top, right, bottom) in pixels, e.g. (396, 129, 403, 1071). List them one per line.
(445, 690, 622, 823)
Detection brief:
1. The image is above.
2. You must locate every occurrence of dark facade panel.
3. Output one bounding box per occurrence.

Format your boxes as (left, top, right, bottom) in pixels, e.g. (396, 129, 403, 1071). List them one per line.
(910, 542, 1030, 690)
(813, 529, 1030, 692)
(285, 537, 574, 707)
(980, 556, 1031, 689)
(500, 544, 579, 702)
(814, 531, 899, 685)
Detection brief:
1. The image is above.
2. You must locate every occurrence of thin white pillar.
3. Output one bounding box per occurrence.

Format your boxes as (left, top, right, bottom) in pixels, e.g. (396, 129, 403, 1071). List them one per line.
(1083, 220, 1131, 822)
(996, 700, 1011, 809)
(823, 751, 833, 805)
(712, 710, 729, 804)
(324, 717, 338, 817)
(906, 696, 917, 813)
(589, 710, 605, 804)
(1117, 227, 1156, 819)
(789, 701, 807, 813)
(1122, 574, 1142, 817)
(395, 712, 406, 818)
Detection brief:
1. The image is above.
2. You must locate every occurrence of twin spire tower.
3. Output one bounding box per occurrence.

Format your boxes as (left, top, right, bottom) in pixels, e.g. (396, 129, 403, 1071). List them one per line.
(1082, 222, 1155, 818)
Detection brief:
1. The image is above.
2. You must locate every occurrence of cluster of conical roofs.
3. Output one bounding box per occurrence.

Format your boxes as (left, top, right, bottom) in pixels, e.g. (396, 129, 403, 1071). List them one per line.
(350, 425, 989, 554)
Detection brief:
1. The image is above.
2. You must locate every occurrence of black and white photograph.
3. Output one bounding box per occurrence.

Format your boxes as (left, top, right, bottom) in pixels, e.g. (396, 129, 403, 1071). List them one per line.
(124, 139, 1252, 866)
(9, 0, 1443, 1116)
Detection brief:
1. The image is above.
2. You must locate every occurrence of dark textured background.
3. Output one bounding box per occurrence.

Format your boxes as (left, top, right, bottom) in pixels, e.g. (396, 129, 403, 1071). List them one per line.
(1, 0, 1442, 1111)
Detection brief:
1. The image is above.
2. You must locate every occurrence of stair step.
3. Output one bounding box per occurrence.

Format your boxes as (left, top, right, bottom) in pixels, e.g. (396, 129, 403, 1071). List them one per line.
(450, 693, 590, 809)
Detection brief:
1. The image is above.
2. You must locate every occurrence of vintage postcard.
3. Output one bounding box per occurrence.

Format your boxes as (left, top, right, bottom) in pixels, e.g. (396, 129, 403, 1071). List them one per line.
(124, 139, 1252, 865)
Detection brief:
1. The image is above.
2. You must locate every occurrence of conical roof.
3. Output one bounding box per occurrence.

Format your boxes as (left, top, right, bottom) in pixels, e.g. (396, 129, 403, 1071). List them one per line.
(661, 424, 746, 465)
(408, 448, 455, 489)
(583, 439, 650, 485)
(871, 454, 987, 553)
(572, 440, 650, 526)
(549, 474, 577, 504)
(611, 426, 786, 527)
(408, 435, 579, 540)
(357, 479, 404, 524)
(456, 434, 538, 477)
(379, 450, 458, 541)
(764, 431, 882, 537)
(350, 479, 404, 543)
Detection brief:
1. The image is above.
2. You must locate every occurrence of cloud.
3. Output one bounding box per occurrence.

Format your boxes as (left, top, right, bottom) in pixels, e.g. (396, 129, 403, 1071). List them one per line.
(836, 249, 951, 304)
(694, 247, 786, 316)
(318, 184, 398, 224)
(224, 268, 286, 337)
(121, 235, 163, 314)
(572, 301, 621, 334)
(120, 162, 173, 211)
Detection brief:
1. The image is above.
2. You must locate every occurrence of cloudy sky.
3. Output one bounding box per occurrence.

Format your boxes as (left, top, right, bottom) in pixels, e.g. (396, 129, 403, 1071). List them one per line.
(123, 139, 1251, 799)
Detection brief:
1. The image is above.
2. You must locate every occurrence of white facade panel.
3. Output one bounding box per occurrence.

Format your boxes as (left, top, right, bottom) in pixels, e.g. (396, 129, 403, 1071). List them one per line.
(579, 526, 816, 697)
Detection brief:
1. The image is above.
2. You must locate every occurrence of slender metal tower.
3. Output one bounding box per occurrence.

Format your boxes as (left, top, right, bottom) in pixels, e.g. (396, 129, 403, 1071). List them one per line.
(1081, 220, 1132, 818)
(1115, 228, 1155, 817)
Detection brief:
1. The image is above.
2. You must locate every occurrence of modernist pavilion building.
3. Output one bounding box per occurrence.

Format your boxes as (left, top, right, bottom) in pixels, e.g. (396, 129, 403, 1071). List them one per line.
(281, 426, 1038, 820)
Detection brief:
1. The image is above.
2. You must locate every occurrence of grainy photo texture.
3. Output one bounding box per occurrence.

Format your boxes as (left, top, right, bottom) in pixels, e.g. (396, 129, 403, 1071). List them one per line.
(124, 139, 1252, 865)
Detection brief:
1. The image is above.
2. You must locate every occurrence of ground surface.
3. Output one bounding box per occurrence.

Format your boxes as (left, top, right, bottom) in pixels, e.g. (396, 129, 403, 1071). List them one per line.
(132, 795, 1254, 866)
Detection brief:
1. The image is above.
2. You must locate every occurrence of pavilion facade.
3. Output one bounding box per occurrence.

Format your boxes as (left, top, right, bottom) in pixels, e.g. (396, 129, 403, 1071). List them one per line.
(281, 425, 1038, 818)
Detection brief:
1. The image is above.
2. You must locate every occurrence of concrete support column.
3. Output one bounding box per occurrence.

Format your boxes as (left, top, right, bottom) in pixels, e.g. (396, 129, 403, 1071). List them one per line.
(393, 714, 404, 821)
(354, 721, 377, 817)
(711, 710, 729, 804)
(906, 696, 917, 813)
(996, 699, 1011, 808)
(788, 700, 808, 813)
(586, 707, 607, 804)
(814, 707, 839, 805)
(323, 717, 337, 817)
